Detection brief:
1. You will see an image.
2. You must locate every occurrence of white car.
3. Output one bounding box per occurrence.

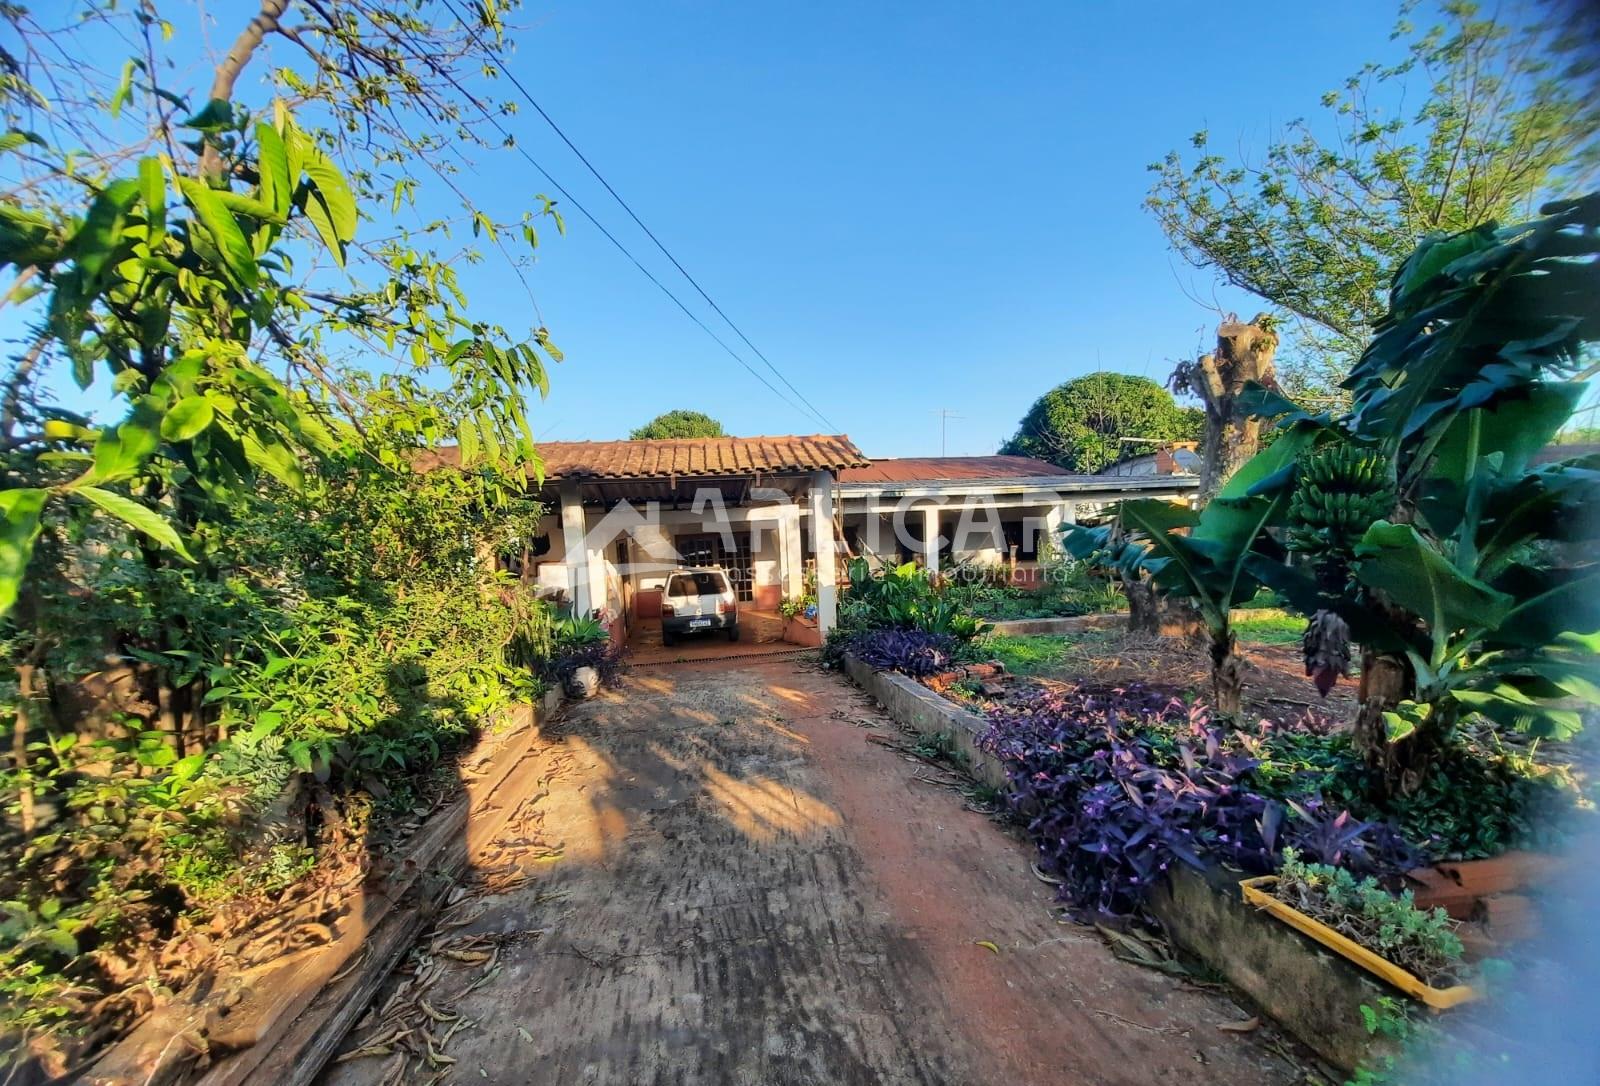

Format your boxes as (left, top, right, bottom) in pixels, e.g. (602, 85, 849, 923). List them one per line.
(660, 568, 739, 645)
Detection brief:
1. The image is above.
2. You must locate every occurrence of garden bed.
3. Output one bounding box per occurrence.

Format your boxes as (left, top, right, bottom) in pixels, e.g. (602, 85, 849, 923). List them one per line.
(977, 620, 1359, 722)
(838, 638, 1592, 1072)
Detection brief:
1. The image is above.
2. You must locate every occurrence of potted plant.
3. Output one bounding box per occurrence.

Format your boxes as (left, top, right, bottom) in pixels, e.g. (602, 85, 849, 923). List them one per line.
(1241, 850, 1478, 1009)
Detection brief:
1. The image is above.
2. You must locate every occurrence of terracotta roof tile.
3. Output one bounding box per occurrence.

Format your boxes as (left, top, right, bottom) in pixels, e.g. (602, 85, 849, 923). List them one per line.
(416, 434, 869, 480)
(838, 455, 1065, 484)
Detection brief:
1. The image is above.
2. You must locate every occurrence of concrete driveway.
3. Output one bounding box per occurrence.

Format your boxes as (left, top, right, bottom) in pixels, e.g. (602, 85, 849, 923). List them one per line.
(324, 659, 1303, 1085)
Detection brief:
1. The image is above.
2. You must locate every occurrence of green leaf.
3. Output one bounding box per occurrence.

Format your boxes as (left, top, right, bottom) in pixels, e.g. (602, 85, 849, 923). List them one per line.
(301, 146, 357, 240)
(1223, 419, 1323, 500)
(0, 488, 49, 617)
(256, 122, 291, 216)
(73, 486, 194, 561)
(138, 156, 165, 238)
(1391, 225, 1496, 304)
(299, 186, 345, 268)
(84, 402, 162, 485)
(212, 189, 286, 225)
(456, 415, 481, 467)
(109, 59, 137, 118)
(1381, 702, 1425, 743)
(176, 176, 258, 290)
(70, 178, 140, 286)
(170, 753, 206, 783)
(1429, 384, 1586, 481)
(160, 396, 214, 441)
(1354, 521, 1513, 636)
(180, 98, 234, 132)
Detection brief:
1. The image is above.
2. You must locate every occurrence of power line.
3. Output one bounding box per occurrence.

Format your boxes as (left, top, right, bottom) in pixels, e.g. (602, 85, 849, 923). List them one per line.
(418, 57, 826, 429)
(436, 0, 839, 433)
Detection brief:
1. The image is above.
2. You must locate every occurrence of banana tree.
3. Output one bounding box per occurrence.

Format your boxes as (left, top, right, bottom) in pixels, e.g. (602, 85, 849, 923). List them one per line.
(1063, 428, 1315, 716)
(1246, 193, 1600, 794)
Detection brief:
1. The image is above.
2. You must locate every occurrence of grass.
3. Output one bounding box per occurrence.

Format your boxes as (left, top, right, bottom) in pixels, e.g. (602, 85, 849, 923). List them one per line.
(1232, 608, 1304, 646)
(980, 633, 1078, 676)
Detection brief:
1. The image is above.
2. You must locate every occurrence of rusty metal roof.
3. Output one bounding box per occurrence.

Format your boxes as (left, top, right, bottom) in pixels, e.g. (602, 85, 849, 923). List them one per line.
(418, 434, 869, 480)
(837, 455, 1064, 484)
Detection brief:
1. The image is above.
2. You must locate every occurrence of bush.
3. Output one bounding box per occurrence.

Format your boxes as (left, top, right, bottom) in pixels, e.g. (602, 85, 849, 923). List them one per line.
(839, 558, 988, 640)
(1247, 726, 1585, 862)
(848, 629, 959, 678)
(979, 683, 1428, 916)
(980, 684, 1277, 915)
(541, 639, 625, 689)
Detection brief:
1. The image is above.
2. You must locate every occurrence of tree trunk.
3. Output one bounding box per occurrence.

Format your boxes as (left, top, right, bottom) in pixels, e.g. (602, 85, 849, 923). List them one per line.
(13, 662, 37, 833)
(1352, 649, 1440, 797)
(1172, 314, 1280, 504)
(1210, 628, 1244, 718)
(200, 0, 290, 179)
(1122, 574, 1159, 635)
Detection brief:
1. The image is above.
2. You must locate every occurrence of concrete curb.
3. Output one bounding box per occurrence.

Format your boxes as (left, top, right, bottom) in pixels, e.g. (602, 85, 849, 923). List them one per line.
(985, 612, 1122, 637)
(842, 654, 1008, 792)
(1150, 865, 1393, 1072)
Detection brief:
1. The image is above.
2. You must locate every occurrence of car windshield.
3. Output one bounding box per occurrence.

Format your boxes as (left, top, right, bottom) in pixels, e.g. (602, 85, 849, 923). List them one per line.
(668, 572, 724, 597)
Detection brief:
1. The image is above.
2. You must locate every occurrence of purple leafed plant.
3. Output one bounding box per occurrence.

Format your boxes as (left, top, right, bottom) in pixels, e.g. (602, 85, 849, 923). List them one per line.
(1278, 796, 1424, 879)
(544, 640, 624, 687)
(850, 628, 959, 678)
(979, 684, 1280, 917)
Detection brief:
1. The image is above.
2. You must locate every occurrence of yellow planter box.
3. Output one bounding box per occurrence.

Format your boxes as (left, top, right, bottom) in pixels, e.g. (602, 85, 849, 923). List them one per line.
(1239, 876, 1479, 1010)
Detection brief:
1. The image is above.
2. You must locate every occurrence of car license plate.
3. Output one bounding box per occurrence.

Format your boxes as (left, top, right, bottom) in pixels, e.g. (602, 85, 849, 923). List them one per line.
(689, 618, 711, 629)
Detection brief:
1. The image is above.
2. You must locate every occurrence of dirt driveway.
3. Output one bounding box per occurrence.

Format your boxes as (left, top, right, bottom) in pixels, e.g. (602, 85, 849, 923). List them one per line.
(324, 658, 1303, 1086)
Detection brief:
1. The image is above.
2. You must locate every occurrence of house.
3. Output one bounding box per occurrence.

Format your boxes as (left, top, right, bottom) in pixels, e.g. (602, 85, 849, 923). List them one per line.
(420, 435, 868, 644)
(419, 435, 1199, 645)
(835, 455, 1198, 584)
(1101, 441, 1201, 477)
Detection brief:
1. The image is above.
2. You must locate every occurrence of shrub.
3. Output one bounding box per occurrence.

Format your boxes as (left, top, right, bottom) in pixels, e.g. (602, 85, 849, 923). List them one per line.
(980, 684, 1278, 916)
(848, 629, 959, 678)
(1275, 797, 1424, 879)
(979, 683, 1429, 915)
(1247, 726, 1585, 862)
(839, 558, 988, 640)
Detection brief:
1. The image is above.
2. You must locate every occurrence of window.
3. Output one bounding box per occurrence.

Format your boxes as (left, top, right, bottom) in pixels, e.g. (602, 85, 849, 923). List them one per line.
(668, 572, 726, 597)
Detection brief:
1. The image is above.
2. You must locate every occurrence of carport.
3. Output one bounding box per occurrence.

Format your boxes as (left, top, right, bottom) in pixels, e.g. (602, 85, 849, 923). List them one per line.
(626, 609, 802, 666)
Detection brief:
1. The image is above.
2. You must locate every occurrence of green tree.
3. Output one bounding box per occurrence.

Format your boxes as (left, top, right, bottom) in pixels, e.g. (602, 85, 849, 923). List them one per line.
(1000, 373, 1199, 474)
(0, 2, 569, 1067)
(629, 409, 727, 440)
(1146, 1, 1600, 399)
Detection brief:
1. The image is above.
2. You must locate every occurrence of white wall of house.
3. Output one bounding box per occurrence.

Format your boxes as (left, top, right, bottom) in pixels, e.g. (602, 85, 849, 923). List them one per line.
(526, 473, 1191, 628)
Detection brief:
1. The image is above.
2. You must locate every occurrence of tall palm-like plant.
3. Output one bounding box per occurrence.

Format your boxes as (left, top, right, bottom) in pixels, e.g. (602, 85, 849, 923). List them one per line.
(1249, 193, 1600, 794)
(1061, 429, 1315, 716)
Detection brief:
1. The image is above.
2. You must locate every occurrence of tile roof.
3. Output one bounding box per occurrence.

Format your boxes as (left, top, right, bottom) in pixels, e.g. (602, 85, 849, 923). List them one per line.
(417, 434, 869, 480)
(837, 455, 1065, 484)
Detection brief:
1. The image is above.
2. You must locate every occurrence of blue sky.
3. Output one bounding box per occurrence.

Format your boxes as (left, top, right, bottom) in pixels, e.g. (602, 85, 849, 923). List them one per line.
(32, 0, 1412, 456)
(451, 0, 1404, 455)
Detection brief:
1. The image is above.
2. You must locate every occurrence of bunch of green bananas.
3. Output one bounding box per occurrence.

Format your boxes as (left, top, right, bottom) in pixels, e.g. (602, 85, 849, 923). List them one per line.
(1287, 443, 1396, 557)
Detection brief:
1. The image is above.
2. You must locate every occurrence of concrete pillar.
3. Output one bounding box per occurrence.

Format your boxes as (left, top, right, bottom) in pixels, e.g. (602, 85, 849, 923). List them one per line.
(1043, 500, 1075, 553)
(810, 471, 838, 633)
(921, 505, 940, 575)
(780, 501, 803, 598)
(559, 482, 591, 616)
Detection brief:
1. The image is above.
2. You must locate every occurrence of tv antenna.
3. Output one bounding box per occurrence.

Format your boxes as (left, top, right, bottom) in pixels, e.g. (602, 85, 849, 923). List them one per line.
(932, 409, 965, 456)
